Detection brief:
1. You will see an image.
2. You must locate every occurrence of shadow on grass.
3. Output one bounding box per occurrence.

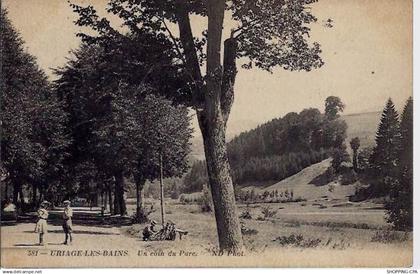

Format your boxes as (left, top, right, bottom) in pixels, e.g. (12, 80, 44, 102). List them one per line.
(23, 230, 120, 235)
(13, 243, 40, 247)
(3, 215, 133, 229)
(1, 221, 19, 226)
(14, 242, 67, 247)
(309, 169, 334, 186)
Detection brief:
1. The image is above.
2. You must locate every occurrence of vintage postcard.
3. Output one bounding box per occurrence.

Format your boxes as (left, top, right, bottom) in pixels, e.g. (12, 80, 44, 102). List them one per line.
(1, 0, 413, 268)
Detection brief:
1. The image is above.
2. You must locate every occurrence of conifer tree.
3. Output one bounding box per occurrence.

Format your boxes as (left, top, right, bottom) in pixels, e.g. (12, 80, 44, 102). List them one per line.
(398, 97, 413, 170)
(385, 97, 413, 230)
(370, 98, 401, 179)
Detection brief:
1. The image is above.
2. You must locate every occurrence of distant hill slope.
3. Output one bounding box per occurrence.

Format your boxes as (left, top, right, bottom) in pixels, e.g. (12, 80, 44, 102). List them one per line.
(190, 119, 259, 160)
(190, 111, 381, 160)
(342, 111, 381, 149)
(244, 159, 356, 202)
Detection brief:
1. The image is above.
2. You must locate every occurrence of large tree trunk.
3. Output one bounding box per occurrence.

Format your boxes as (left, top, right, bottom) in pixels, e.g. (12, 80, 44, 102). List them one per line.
(12, 181, 19, 205)
(32, 182, 37, 204)
(114, 171, 126, 216)
(159, 153, 165, 226)
(198, 111, 243, 254)
(108, 185, 113, 214)
(5, 181, 9, 200)
(19, 185, 25, 211)
(135, 177, 148, 223)
(113, 176, 120, 215)
(175, 0, 242, 253)
(197, 0, 243, 254)
(103, 189, 108, 211)
(352, 150, 358, 172)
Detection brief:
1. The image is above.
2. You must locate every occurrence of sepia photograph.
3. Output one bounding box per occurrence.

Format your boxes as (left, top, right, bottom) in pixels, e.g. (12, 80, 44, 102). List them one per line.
(0, 0, 414, 269)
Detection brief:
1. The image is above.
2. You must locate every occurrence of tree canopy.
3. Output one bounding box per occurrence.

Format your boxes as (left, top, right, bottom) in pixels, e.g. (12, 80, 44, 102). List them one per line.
(54, 41, 192, 215)
(1, 8, 70, 206)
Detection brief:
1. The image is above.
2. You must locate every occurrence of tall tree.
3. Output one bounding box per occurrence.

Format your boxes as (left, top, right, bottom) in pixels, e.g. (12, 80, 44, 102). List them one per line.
(370, 98, 401, 180)
(398, 97, 413, 171)
(385, 97, 413, 230)
(71, 0, 326, 252)
(325, 96, 345, 120)
(350, 137, 360, 172)
(133, 94, 192, 222)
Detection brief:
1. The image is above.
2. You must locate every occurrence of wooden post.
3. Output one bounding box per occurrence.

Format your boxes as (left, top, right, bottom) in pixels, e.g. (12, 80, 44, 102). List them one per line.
(159, 153, 165, 226)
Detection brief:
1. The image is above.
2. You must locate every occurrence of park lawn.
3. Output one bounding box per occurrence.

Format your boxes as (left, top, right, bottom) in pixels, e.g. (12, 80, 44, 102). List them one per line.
(1, 200, 412, 267)
(123, 200, 412, 266)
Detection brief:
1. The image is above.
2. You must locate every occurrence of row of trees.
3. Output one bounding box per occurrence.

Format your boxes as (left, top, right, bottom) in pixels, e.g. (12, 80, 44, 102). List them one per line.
(52, 32, 193, 219)
(1, 9, 193, 223)
(1, 9, 70, 208)
(183, 96, 347, 192)
(350, 98, 413, 230)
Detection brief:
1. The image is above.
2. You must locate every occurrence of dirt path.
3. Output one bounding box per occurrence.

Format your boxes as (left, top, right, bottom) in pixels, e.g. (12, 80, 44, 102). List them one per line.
(1, 222, 138, 250)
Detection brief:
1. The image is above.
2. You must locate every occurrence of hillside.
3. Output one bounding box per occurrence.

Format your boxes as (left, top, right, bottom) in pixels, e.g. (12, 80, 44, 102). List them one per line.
(190, 119, 259, 160)
(244, 159, 356, 202)
(342, 111, 381, 149)
(191, 111, 381, 160)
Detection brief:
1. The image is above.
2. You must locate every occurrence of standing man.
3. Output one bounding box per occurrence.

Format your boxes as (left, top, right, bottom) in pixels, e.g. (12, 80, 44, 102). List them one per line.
(62, 200, 73, 245)
(34, 201, 50, 246)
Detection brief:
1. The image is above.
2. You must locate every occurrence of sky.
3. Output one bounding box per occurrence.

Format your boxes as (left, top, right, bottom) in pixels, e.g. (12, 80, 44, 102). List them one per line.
(3, 0, 413, 135)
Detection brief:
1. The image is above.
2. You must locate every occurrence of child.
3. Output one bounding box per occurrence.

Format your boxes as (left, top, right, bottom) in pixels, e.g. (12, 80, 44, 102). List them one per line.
(62, 200, 73, 245)
(34, 201, 49, 246)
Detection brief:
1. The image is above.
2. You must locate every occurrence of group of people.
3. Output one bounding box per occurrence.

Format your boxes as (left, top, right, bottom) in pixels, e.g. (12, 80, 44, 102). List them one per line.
(34, 200, 73, 246)
(142, 220, 188, 241)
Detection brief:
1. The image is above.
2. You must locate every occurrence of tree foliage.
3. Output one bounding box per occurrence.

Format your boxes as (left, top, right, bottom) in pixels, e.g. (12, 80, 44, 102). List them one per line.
(325, 96, 345, 120)
(370, 98, 401, 180)
(54, 42, 192, 215)
(70, 0, 327, 251)
(385, 97, 413, 230)
(1, 8, 70, 207)
(350, 137, 360, 171)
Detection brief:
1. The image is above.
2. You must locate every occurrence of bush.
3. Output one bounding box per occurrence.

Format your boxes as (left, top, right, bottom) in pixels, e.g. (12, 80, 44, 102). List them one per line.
(332, 147, 350, 173)
(385, 170, 413, 231)
(340, 168, 358, 185)
(179, 193, 203, 204)
(357, 147, 374, 172)
(239, 209, 252, 219)
(200, 184, 213, 212)
(273, 234, 322, 248)
(371, 230, 409, 243)
(240, 222, 258, 235)
(261, 206, 277, 218)
(170, 188, 180, 200)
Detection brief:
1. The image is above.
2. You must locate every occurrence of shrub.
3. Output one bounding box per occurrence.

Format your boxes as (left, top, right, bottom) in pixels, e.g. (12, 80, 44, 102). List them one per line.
(240, 222, 258, 235)
(273, 234, 322, 248)
(340, 168, 358, 185)
(261, 206, 277, 218)
(239, 209, 252, 219)
(332, 147, 350, 173)
(371, 230, 409, 243)
(200, 184, 213, 212)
